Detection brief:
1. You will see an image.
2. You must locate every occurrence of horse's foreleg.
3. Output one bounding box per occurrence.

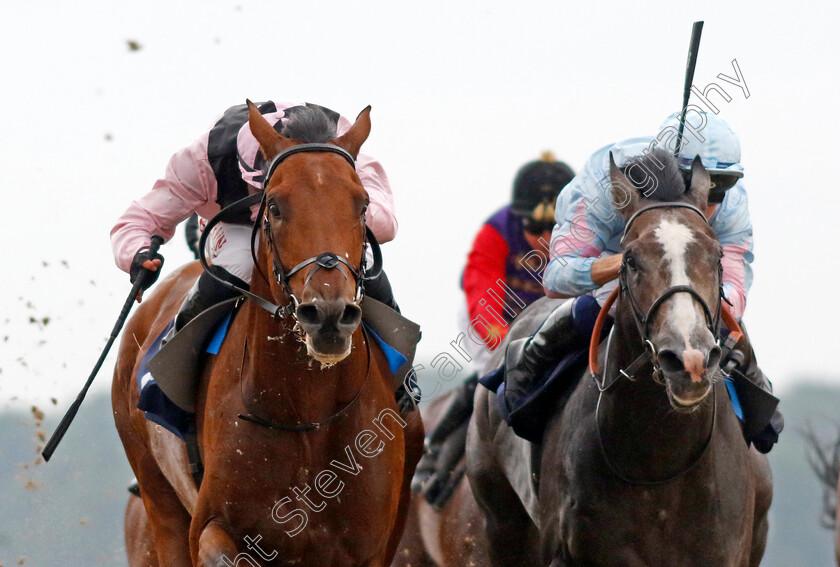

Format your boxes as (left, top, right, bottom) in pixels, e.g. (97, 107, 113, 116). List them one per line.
(137, 483, 193, 567)
(467, 390, 540, 567)
(125, 495, 160, 567)
(748, 449, 773, 567)
(118, 419, 192, 566)
(195, 522, 239, 567)
(383, 410, 425, 565)
(391, 496, 437, 567)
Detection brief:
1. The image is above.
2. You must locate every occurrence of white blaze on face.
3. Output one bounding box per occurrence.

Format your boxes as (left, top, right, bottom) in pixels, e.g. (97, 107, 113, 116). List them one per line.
(654, 218, 697, 342)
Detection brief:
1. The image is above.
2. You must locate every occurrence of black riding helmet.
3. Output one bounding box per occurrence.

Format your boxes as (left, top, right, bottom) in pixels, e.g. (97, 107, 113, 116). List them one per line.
(511, 152, 575, 234)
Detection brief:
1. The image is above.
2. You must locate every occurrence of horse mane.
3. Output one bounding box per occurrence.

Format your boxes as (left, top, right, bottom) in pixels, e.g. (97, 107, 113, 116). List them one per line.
(278, 103, 339, 143)
(622, 148, 691, 203)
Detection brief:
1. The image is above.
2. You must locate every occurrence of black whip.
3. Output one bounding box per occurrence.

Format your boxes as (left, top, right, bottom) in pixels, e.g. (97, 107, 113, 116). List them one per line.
(42, 235, 164, 461)
(674, 21, 704, 157)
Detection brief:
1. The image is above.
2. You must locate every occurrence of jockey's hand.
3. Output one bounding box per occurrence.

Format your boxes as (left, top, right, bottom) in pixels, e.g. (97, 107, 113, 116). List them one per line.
(130, 247, 165, 303)
(591, 253, 623, 287)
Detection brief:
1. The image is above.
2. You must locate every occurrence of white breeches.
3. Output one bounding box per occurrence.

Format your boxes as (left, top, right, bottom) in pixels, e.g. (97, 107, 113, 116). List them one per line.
(203, 221, 256, 284)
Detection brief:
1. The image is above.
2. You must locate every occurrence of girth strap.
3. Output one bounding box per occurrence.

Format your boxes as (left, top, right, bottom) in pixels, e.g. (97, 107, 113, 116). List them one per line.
(183, 430, 204, 489)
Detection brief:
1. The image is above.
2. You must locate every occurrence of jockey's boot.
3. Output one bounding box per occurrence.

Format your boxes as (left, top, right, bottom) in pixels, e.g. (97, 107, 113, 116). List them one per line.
(503, 296, 596, 415)
(163, 267, 245, 344)
(722, 324, 783, 454)
(411, 372, 478, 500)
(364, 268, 400, 313)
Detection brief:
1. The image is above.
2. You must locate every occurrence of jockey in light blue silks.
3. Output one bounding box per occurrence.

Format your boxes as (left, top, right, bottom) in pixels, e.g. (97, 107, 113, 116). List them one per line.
(503, 111, 783, 453)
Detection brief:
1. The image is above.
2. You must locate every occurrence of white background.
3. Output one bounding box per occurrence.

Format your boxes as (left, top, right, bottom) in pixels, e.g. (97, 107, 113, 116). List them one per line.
(1, 0, 837, 411)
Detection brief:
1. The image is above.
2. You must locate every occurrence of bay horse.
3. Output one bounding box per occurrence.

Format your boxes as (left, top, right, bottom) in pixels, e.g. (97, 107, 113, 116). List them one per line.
(467, 151, 773, 566)
(391, 390, 489, 567)
(112, 102, 424, 566)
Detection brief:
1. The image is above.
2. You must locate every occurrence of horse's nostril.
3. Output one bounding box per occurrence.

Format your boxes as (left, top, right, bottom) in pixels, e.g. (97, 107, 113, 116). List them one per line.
(658, 350, 684, 373)
(340, 304, 362, 326)
(706, 345, 722, 370)
(297, 304, 320, 327)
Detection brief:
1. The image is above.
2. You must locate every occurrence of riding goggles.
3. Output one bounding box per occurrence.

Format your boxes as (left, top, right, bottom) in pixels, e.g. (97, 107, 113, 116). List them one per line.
(707, 173, 740, 204)
(522, 218, 555, 236)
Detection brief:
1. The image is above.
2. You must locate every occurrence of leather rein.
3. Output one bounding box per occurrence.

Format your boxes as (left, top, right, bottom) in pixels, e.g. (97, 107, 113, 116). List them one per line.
(585, 201, 744, 485)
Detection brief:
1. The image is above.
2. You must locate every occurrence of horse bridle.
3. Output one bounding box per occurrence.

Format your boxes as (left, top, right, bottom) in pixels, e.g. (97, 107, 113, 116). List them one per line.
(613, 202, 724, 384)
(200, 142, 382, 321)
(590, 201, 725, 485)
(196, 142, 380, 432)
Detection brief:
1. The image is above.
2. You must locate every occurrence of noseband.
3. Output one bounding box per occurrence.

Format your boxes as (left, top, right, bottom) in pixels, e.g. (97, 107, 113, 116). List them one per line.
(610, 202, 723, 385)
(199, 142, 381, 320)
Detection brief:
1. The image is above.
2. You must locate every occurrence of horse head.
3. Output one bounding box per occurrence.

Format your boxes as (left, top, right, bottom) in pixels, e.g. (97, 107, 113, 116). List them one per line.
(610, 148, 723, 410)
(247, 101, 372, 365)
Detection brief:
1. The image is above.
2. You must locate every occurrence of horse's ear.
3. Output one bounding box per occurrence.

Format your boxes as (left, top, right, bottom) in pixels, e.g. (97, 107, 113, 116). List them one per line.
(688, 155, 710, 208)
(609, 152, 640, 219)
(247, 99, 292, 161)
(333, 106, 371, 160)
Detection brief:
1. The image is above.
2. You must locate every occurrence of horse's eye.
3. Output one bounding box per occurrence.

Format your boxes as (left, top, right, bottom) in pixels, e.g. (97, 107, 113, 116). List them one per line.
(625, 255, 638, 271)
(268, 203, 281, 218)
(361, 204, 368, 218)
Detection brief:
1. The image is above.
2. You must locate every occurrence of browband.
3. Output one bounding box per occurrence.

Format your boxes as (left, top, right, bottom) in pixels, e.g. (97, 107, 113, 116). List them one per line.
(620, 202, 707, 245)
(263, 143, 356, 189)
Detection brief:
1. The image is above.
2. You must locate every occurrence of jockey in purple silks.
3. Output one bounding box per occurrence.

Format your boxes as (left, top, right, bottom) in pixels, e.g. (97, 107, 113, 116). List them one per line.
(413, 153, 576, 506)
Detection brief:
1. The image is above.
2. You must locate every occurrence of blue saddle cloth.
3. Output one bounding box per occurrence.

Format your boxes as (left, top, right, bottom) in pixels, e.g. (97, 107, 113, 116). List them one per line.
(136, 313, 234, 440)
(364, 324, 407, 375)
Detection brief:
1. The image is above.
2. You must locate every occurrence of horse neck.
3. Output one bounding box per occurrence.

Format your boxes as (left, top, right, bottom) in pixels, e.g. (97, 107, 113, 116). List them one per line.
(597, 306, 715, 481)
(237, 276, 369, 426)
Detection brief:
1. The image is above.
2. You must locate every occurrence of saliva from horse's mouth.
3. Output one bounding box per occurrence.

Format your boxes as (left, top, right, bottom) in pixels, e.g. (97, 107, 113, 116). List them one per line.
(665, 381, 712, 412)
(304, 334, 352, 367)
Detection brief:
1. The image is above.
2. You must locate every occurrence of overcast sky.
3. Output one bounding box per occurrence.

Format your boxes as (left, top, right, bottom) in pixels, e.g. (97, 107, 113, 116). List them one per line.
(1, 0, 838, 412)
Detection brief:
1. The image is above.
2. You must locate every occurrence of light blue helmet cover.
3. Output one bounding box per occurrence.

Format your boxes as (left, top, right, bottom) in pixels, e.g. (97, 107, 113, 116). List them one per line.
(657, 111, 744, 178)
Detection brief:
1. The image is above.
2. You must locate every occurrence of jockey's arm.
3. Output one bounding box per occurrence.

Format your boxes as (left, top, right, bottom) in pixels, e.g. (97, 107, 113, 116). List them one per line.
(542, 163, 620, 299)
(710, 185, 754, 319)
(545, 254, 623, 299)
(590, 253, 623, 286)
(462, 221, 510, 347)
(355, 150, 397, 244)
(111, 132, 215, 274)
(330, 110, 396, 245)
